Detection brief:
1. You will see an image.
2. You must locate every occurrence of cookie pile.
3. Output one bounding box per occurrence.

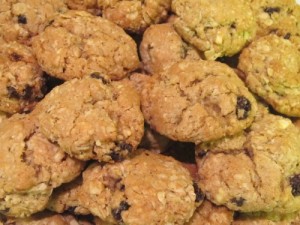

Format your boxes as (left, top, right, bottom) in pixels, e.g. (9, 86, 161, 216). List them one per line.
(0, 0, 300, 224)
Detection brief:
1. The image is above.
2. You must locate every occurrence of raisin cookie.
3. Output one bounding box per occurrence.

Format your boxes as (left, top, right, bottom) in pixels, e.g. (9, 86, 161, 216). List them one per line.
(140, 23, 201, 74)
(196, 112, 300, 213)
(32, 10, 139, 81)
(0, 114, 84, 217)
(238, 34, 300, 117)
(0, 41, 44, 114)
(131, 60, 257, 143)
(98, 0, 172, 33)
(32, 76, 144, 162)
(0, 0, 68, 44)
(79, 151, 202, 225)
(171, 0, 257, 60)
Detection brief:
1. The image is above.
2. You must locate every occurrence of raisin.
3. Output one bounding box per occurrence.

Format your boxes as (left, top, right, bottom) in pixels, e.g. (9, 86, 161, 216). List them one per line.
(264, 7, 281, 15)
(17, 15, 27, 24)
(231, 197, 245, 206)
(284, 33, 291, 39)
(193, 182, 205, 202)
(22, 85, 33, 100)
(7, 86, 20, 99)
(10, 52, 22, 61)
(109, 151, 123, 162)
(236, 96, 251, 120)
(120, 184, 125, 191)
(118, 142, 133, 152)
(197, 149, 207, 158)
(290, 174, 300, 196)
(112, 201, 131, 222)
(90, 72, 109, 84)
(230, 22, 236, 29)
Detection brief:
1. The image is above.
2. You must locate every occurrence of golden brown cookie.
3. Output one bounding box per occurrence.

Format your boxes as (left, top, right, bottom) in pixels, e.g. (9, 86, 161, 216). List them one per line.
(171, 0, 257, 59)
(140, 23, 201, 74)
(131, 60, 257, 144)
(33, 76, 144, 162)
(0, 114, 84, 217)
(32, 10, 139, 81)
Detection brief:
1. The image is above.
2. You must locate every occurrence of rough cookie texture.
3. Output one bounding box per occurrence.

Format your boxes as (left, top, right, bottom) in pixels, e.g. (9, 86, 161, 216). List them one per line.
(98, 0, 172, 33)
(33, 76, 144, 162)
(0, 114, 84, 217)
(196, 112, 300, 213)
(79, 151, 200, 225)
(0, 112, 7, 125)
(32, 10, 139, 81)
(140, 23, 201, 74)
(131, 60, 257, 143)
(0, 0, 68, 44)
(171, 0, 257, 59)
(0, 41, 44, 114)
(185, 200, 233, 225)
(66, 0, 100, 15)
(238, 34, 300, 117)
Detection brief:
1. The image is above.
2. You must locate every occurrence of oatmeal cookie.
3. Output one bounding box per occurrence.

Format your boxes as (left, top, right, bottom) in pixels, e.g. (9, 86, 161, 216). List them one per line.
(32, 10, 139, 81)
(0, 0, 68, 44)
(140, 23, 201, 74)
(33, 76, 144, 162)
(0, 41, 44, 114)
(171, 0, 257, 60)
(98, 0, 172, 33)
(79, 151, 201, 225)
(196, 112, 300, 213)
(0, 114, 84, 217)
(131, 60, 257, 143)
(238, 34, 300, 117)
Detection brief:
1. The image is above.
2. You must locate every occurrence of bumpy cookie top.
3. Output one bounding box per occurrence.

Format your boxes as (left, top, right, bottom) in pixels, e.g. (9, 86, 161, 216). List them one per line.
(98, 0, 172, 33)
(238, 34, 300, 117)
(33, 76, 144, 162)
(0, 41, 44, 114)
(0, 114, 84, 217)
(79, 151, 201, 225)
(171, 0, 257, 59)
(140, 23, 201, 74)
(196, 112, 300, 213)
(0, 0, 68, 44)
(32, 10, 139, 81)
(131, 60, 257, 144)
(66, 0, 100, 15)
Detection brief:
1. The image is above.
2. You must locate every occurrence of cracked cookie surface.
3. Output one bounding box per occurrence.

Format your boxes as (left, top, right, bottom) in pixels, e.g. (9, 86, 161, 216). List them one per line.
(196, 112, 300, 213)
(238, 34, 300, 117)
(33, 76, 144, 162)
(171, 0, 257, 60)
(0, 41, 44, 114)
(32, 10, 139, 81)
(79, 151, 200, 225)
(131, 60, 257, 143)
(0, 114, 84, 217)
(140, 23, 201, 74)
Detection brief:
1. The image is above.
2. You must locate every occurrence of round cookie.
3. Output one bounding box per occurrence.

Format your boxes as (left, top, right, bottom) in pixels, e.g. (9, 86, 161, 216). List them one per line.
(140, 23, 201, 74)
(32, 10, 139, 81)
(185, 200, 233, 225)
(238, 34, 300, 117)
(32, 76, 144, 162)
(0, 41, 44, 114)
(0, 114, 85, 217)
(79, 151, 202, 225)
(131, 60, 257, 144)
(0, 0, 68, 44)
(171, 0, 257, 60)
(98, 0, 172, 33)
(196, 112, 300, 213)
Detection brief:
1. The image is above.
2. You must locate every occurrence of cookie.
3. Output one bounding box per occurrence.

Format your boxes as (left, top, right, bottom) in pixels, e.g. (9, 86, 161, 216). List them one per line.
(140, 23, 201, 74)
(0, 41, 44, 114)
(99, 0, 172, 33)
(0, 0, 68, 44)
(32, 10, 139, 81)
(186, 200, 233, 225)
(171, 0, 257, 60)
(238, 34, 300, 117)
(32, 76, 144, 162)
(0, 112, 7, 125)
(66, 0, 100, 16)
(0, 114, 85, 217)
(79, 151, 201, 225)
(131, 60, 257, 143)
(196, 112, 300, 213)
